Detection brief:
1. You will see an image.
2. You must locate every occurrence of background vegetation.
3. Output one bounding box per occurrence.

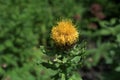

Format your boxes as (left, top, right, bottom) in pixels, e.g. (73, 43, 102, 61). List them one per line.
(0, 0, 120, 80)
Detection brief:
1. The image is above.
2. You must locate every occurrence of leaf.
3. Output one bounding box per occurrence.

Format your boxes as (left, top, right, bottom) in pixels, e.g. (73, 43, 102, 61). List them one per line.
(110, 18, 116, 25)
(71, 56, 81, 63)
(61, 73, 65, 80)
(99, 21, 108, 28)
(62, 57, 68, 63)
(116, 34, 120, 42)
(0, 45, 5, 52)
(69, 72, 82, 80)
(115, 66, 120, 72)
(99, 29, 111, 35)
(4, 40, 13, 47)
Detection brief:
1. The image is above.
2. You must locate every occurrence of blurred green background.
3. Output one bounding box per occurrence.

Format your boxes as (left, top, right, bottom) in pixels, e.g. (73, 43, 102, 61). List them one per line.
(0, 0, 120, 80)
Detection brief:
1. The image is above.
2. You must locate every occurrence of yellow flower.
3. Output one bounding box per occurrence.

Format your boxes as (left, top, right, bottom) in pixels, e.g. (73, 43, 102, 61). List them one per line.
(51, 20, 79, 46)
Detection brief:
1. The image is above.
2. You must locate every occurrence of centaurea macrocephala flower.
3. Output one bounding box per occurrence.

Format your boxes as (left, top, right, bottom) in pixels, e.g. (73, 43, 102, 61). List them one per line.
(51, 20, 79, 46)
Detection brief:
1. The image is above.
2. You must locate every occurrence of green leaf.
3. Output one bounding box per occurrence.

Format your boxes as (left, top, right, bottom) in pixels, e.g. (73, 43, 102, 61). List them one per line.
(55, 63, 60, 68)
(115, 66, 120, 72)
(110, 18, 116, 25)
(61, 73, 65, 80)
(71, 56, 81, 63)
(4, 40, 13, 47)
(99, 29, 111, 35)
(62, 57, 68, 63)
(99, 21, 108, 28)
(69, 72, 82, 80)
(116, 34, 120, 42)
(0, 45, 5, 52)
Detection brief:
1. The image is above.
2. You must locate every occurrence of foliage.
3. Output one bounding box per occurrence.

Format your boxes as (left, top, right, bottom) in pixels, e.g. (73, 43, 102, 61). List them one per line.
(0, 0, 53, 80)
(79, 0, 120, 79)
(40, 42, 86, 80)
(0, 0, 120, 80)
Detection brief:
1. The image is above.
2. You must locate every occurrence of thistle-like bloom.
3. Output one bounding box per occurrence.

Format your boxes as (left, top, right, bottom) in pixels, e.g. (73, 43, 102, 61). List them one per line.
(51, 20, 79, 46)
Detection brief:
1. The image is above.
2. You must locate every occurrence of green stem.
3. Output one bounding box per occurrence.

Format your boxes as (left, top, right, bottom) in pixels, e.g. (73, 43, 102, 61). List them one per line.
(65, 69, 68, 80)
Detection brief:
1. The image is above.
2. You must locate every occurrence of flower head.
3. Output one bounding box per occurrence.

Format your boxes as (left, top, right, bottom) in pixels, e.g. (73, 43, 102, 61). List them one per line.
(51, 20, 79, 46)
